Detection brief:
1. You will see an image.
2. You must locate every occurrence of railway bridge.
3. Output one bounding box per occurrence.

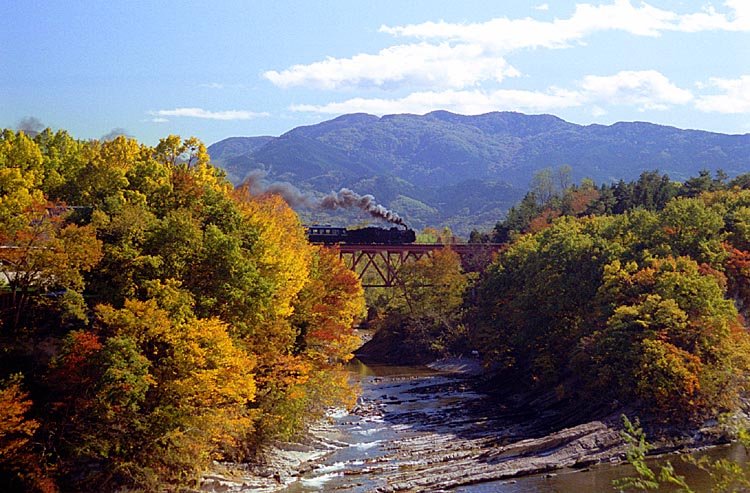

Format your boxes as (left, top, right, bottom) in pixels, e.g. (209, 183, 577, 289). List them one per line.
(334, 243, 502, 288)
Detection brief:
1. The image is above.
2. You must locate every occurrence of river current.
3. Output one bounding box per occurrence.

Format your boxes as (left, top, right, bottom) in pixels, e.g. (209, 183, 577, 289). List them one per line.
(278, 359, 746, 493)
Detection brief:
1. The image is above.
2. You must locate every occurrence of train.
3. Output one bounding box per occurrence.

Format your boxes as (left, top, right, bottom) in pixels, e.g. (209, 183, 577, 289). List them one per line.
(306, 225, 416, 245)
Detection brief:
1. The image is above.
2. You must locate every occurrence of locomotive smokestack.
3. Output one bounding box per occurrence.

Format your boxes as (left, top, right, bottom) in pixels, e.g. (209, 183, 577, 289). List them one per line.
(241, 171, 407, 227)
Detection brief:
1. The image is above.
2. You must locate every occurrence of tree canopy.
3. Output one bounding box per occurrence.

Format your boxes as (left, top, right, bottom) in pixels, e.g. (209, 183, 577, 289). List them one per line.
(474, 181, 750, 422)
(0, 129, 365, 492)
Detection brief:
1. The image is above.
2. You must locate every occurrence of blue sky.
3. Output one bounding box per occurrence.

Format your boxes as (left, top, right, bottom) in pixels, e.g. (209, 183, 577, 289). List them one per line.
(2, 0, 748, 146)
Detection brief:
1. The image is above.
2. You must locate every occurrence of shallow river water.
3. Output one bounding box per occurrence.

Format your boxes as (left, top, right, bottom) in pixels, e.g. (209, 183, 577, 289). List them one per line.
(278, 359, 746, 493)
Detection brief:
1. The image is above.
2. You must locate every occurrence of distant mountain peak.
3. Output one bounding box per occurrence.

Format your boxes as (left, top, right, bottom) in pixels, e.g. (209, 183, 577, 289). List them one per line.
(208, 111, 750, 236)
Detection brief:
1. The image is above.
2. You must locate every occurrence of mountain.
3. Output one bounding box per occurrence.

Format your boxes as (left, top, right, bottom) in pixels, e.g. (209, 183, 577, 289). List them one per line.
(207, 136, 275, 183)
(208, 111, 750, 236)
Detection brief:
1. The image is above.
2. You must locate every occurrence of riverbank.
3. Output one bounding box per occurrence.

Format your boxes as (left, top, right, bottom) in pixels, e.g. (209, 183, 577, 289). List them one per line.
(199, 358, 733, 492)
(297, 361, 629, 492)
(200, 421, 345, 492)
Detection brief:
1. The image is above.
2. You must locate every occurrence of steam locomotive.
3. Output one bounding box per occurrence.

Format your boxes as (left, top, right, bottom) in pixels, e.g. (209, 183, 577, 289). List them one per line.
(306, 225, 416, 245)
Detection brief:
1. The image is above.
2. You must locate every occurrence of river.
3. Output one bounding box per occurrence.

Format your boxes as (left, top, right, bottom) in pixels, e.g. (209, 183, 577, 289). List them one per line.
(273, 359, 748, 493)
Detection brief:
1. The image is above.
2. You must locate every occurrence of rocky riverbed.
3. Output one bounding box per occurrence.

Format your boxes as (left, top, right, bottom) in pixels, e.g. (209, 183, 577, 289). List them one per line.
(199, 359, 657, 492)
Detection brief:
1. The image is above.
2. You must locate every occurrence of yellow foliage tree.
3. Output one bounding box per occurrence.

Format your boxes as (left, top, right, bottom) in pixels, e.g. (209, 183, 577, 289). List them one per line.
(76, 284, 258, 488)
(235, 190, 312, 323)
(0, 199, 103, 330)
(397, 247, 467, 320)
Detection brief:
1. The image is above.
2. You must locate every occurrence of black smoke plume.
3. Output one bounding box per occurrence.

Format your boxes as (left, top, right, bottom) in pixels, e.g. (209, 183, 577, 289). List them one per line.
(101, 128, 133, 141)
(242, 170, 406, 227)
(318, 188, 405, 226)
(17, 116, 45, 137)
(243, 170, 318, 208)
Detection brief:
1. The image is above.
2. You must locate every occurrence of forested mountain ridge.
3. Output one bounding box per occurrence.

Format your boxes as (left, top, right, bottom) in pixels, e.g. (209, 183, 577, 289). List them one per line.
(208, 111, 750, 235)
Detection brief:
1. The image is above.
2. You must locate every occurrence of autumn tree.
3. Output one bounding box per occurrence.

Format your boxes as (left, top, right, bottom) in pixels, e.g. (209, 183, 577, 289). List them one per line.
(367, 247, 469, 363)
(656, 196, 726, 265)
(262, 246, 365, 440)
(33, 129, 87, 201)
(0, 128, 369, 491)
(0, 130, 44, 187)
(0, 198, 102, 331)
(154, 135, 231, 213)
(48, 281, 257, 491)
(473, 191, 750, 421)
(292, 246, 364, 367)
(584, 256, 748, 418)
(227, 189, 318, 442)
(0, 374, 52, 492)
(474, 215, 617, 386)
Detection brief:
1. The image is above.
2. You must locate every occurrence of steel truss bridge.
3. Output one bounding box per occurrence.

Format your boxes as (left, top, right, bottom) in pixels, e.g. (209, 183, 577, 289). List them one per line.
(335, 243, 502, 288)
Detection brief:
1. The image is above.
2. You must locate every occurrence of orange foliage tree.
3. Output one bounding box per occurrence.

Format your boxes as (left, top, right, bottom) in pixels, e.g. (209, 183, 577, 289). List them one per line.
(48, 281, 258, 490)
(294, 246, 364, 367)
(0, 375, 45, 491)
(259, 246, 364, 440)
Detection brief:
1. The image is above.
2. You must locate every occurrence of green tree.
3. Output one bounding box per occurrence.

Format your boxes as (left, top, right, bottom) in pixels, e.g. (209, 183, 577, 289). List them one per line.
(681, 169, 724, 198)
(531, 167, 556, 207)
(383, 247, 469, 358)
(493, 191, 541, 242)
(33, 129, 87, 200)
(586, 256, 748, 418)
(86, 203, 159, 306)
(475, 216, 616, 385)
(656, 196, 726, 265)
(50, 286, 258, 491)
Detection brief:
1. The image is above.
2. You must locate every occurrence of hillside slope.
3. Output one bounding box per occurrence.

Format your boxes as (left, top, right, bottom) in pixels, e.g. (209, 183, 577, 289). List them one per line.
(208, 111, 750, 236)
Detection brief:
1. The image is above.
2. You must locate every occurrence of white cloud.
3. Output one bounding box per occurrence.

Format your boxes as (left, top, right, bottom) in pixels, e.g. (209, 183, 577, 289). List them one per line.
(535, 4, 550, 11)
(264, 42, 520, 90)
(380, 18, 577, 52)
(378, 1, 680, 50)
(380, 0, 679, 52)
(566, 0, 678, 37)
(148, 108, 268, 121)
(695, 75, 750, 113)
(579, 70, 693, 110)
(381, 1, 747, 45)
(291, 88, 582, 116)
(677, 0, 750, 32)
(591, 106, 607, 117)
(290, 70, 693, 117)
(199, 82, 225, 89)
(266, 1, 747, 94)
(150, 117, 169, 123)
